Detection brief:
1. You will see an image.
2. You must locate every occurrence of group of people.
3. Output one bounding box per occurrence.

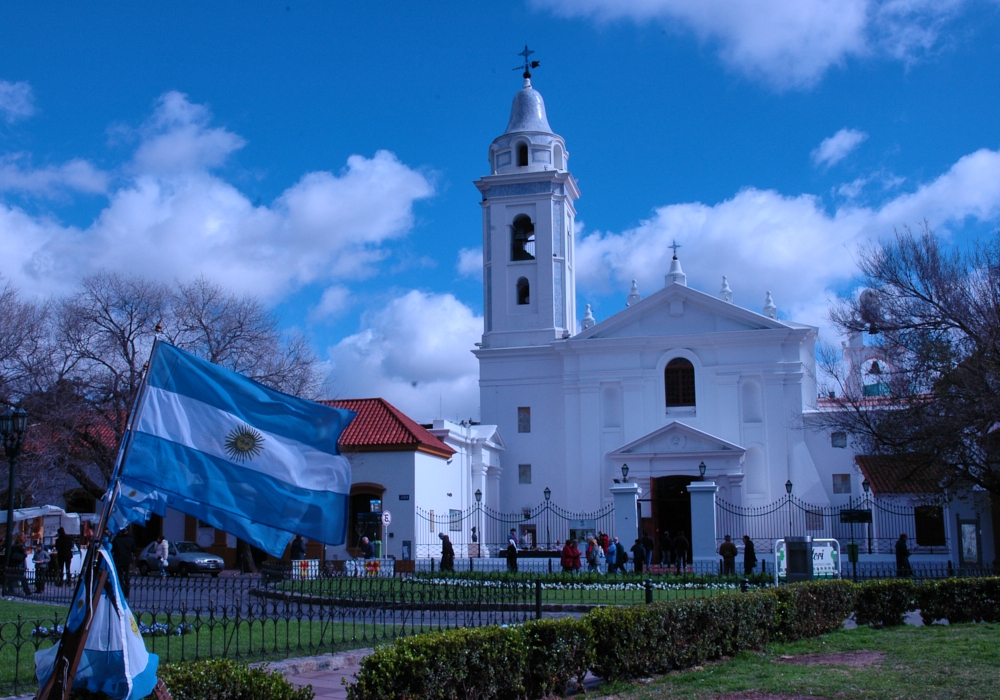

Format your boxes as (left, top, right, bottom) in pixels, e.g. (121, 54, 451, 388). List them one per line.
(717, 534, 758, 575)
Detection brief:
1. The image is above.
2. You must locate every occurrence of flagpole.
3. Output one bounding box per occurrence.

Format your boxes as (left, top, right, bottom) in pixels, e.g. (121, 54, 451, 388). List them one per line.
(37, 337, 161, 700)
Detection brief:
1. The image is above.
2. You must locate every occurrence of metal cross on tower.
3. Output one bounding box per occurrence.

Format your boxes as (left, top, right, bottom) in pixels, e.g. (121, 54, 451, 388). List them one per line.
(669, 240, 682, 259)
(514, 44, 540, 78)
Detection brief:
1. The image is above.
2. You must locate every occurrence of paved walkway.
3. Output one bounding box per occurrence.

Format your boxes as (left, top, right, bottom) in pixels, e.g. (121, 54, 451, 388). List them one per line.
(268, 649, 373, 700)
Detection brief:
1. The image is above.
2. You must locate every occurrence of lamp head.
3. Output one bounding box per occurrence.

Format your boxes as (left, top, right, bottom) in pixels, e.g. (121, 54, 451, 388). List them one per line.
(698, 461, 707, 477)
(785, 480, 793, 495)
(474, 488, 482, 503)
(12, 406, 27, 434)
(621, 464, 629, 481)
(543, 487, 551, 501)
(0, 409, 11, 438)
(862, 478, 870, 493)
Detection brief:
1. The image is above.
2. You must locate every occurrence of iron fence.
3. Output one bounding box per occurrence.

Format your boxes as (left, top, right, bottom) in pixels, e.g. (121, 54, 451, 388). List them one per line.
(414, 500, 615, 559)
(715, 494, 951, 555)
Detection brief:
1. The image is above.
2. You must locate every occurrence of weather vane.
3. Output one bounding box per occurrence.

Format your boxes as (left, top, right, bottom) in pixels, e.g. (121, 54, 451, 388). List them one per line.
(514, 44, 540, 78)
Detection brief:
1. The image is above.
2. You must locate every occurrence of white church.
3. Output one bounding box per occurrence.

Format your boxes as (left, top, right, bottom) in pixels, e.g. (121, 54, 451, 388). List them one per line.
(471, 67, 945, 553)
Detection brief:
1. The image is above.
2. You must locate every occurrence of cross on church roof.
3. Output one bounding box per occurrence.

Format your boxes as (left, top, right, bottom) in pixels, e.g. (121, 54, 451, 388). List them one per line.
(514, 44, 540, 78)
(669, 240, 682, 259)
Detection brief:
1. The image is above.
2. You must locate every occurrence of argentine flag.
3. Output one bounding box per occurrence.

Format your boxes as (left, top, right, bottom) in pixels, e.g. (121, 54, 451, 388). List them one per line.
(36, 545, 158, 700)
(116, 341, 355, 556)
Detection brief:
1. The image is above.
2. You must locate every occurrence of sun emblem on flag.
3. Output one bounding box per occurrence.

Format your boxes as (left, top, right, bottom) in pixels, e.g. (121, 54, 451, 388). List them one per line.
(224, 425, 265, 463)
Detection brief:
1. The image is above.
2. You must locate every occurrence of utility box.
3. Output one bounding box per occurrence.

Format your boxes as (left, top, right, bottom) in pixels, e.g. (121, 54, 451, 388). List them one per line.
(785, 536, 814, 583)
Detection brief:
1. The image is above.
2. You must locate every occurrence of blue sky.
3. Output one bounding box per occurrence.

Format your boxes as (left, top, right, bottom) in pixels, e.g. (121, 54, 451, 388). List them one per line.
(1, 1, 998, 421)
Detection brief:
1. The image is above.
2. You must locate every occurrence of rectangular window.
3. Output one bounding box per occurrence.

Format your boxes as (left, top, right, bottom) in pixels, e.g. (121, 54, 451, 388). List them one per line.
(518, 464, 532, 484)
(517, 407, 531, 433)
(831, 431, 847, 448)
(832, 474, 851, 494)
(914, 506, 946, 546)
(805, 510, 823, 531)
(449, 509, 461, 531)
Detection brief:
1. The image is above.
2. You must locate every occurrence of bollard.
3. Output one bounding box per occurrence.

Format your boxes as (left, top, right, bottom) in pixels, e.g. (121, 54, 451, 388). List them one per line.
(535, 579, 542, 619)
(740, 578, 749, 593)
(645, 578, 653, 604)
(431, 558, 435, 572)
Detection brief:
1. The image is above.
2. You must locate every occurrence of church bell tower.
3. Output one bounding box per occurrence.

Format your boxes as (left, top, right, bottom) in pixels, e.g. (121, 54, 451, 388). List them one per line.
(474, 49, 580, 349)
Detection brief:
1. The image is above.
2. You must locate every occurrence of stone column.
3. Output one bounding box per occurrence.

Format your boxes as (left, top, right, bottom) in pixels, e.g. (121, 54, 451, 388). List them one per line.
(688, 481, 719, 564)
(610, 482, 642, 550)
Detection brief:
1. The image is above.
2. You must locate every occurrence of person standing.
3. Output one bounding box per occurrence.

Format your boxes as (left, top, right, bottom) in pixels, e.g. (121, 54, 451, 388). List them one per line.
(585, 537, 600, 573)
(154, 535, 170, 577)
(642, 532, 655, 569)
(673, 531, 690, 574)
(659, 530, 673, 567)
(359, 536, 375, 559)
(630, 538, 646, 574)
(506, 529, 518, 572)
(8, 535, 31, 597)
(610, 537, 625, 574)
(719, 535, 738, 575)
(560, 538, 574, 573)
(290, 535, 306, 561)
(895, 533, 911, 577)
(742, 535, 757, 575)
(438, 533, 455, 572)
(569, 539, 582, 574)
(55, 527, 74, 585)
(33, 544, 51, 593)
(112, 528, 136, 598)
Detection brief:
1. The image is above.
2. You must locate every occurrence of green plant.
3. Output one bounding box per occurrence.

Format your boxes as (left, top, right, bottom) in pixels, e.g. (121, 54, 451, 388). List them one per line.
(346, 626, 526, 700)
(521, 617, 593, 699)
(854, 579, 915, 628)
(916, 577, 1000, 625)
(771, 580, 856, 639)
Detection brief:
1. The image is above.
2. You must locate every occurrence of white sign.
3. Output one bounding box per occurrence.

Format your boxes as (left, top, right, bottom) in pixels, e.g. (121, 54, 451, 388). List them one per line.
(775, 538, 841, 582)
(381, 510, 392, 526)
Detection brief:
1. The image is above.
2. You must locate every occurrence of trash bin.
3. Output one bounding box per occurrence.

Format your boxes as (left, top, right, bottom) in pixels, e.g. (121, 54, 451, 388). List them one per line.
(785, 536, 813, 583)
(846, 542, 859, 564)
(374, 540, 383, 559)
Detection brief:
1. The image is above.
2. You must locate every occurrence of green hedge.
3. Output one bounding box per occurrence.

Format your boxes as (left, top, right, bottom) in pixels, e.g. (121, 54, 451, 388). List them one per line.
(915, 578, 1000, 625)
(854, 579, 916, 628)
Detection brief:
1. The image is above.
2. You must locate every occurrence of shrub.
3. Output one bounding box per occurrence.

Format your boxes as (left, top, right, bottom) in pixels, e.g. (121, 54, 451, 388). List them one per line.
(771, 580, 856, 639)
(915, 577, 1000, 625)
(345, 626, 526, 700)
(854, 579, 915, 628)
(521, 617, 593, 699)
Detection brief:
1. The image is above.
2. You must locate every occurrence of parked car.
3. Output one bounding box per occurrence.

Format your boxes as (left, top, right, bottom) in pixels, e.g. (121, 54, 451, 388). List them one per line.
(136, 541, 224, 577)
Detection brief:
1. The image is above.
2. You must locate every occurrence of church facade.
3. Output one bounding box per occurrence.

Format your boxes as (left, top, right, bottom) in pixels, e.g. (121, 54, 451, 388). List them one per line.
(473, 73, 860, 541)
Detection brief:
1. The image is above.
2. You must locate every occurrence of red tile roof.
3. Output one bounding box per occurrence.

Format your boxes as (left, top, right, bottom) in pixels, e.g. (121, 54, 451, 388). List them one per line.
(322, 398, 455, 459)
(854, 455, 951, 495)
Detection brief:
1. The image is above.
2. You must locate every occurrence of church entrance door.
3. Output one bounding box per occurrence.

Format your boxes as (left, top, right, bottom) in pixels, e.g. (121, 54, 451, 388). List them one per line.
(649, 476, 695, 562)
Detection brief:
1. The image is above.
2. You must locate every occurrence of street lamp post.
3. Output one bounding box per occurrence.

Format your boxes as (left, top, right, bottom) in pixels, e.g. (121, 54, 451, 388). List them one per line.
(0, 406, 29, 579)
(543, 487, 551, 549)
(474, 488, 482, 558)
(785, 479, 793, 537)
(862, 478, 872, 554)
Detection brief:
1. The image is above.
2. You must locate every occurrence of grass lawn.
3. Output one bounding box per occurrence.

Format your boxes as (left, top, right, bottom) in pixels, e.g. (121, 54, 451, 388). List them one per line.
(606, 623, 1000, 699)
(0, 598, 68, 621)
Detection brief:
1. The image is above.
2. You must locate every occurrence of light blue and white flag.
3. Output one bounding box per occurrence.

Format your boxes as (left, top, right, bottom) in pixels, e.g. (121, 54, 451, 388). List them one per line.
(115, 341, 355, 556)
(36, 544, 158, 700)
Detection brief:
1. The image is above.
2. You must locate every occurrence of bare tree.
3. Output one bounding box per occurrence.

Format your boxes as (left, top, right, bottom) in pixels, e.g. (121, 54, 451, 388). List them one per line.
(19, 272, 322, 502)
(820, 224, 1000, 495)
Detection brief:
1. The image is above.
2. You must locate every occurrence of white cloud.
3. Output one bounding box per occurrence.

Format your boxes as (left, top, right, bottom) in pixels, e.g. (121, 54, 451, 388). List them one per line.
(456, 247, 483, 280)
(0, 155, 109, 196)
(0, 92, 434, 299)
(534, 0, 969, 88)
(812, 128, 869, 168)
(325, 290, 482, 422)
(0, 81, 35, 123)
(576, 147, 1000, 341)
(310, 285, 352, 322)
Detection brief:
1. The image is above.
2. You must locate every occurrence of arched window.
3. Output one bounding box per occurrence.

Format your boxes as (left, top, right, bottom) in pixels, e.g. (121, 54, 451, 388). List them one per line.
(516, 277, 530, 305)
(553, 144, 564, 170)
(518, 143, 529, 166)
(664, 358, 695, 407)
(511, 215, 535, 260)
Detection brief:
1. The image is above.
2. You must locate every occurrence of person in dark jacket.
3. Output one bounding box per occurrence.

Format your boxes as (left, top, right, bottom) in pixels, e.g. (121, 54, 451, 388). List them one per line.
(569, 539, 582, 574)
(290, 535, 307, 561)
(742, 535, 757, 575)
(719, 535, 738, 575)
(895, 533, 911, 577)
(641, 533, 655, 568)
(111, 528, 136, 598)
(359, 536, 375, 559)
(673, 531, 690, 574)
(659, 530, 673, 567)
(7, 535, 31, 596)
(55, 527, 74, 585)
(630, 539, 646, 574)
(610, 537, 625, 574)
(439, 533, 455, 572)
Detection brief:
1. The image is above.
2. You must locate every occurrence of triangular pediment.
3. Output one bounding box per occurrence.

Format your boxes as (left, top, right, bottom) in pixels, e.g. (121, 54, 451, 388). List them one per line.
(575, 283, 804, 341)
(610, 421, 746, 457)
